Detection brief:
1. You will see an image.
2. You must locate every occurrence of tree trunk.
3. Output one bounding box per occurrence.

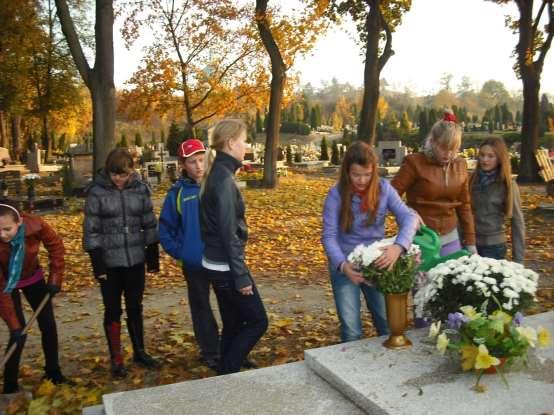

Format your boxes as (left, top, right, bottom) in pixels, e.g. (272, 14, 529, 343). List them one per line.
(56, 0, 115, 173)
(518, 72, 541, 182)
(256, 0, 287, 188)
(10, 115, 21, 161)
(263, 67, 286, 188)
(0, 112, 7, 149)
(514, 0, 553, 183)
(41, 115, 50, 161)
(357, 4, 381, 144)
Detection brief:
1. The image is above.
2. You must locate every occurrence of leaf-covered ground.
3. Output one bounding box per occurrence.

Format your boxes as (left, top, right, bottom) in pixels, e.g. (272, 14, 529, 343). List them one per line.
(1, 174, 553, 414)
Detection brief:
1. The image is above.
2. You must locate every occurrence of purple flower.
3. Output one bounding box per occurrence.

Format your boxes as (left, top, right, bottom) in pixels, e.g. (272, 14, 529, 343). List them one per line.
(512, 312, 524, 326)
(447, 312, 469, 330)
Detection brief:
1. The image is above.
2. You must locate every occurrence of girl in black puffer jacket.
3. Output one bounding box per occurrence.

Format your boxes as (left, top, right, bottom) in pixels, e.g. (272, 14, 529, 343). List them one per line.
(83, 148, 160, 378)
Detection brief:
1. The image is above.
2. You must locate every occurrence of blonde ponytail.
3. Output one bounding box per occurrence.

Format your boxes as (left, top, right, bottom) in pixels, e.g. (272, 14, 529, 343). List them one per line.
(200, 118, 247, 195)
(200, 148, 216, 196)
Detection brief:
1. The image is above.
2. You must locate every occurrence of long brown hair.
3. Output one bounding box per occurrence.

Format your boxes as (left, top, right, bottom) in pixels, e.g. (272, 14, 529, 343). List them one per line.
(338, 141, 380, 232)
(471, 136, 513, 218)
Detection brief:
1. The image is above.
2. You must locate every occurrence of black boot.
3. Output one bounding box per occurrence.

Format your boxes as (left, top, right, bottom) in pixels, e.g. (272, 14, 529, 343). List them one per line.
(104, 322, 127, 379)
(2, 381, 19, 394)
(127, 318, 161, 369)
(42, 368, 74, 386)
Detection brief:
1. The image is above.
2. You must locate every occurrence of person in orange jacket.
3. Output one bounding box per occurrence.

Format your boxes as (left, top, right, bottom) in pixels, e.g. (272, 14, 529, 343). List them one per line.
(0, 202, 70, 393)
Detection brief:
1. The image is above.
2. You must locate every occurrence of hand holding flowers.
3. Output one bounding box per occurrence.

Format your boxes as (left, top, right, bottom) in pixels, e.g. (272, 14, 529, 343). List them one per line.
(347, 238, 421, 294)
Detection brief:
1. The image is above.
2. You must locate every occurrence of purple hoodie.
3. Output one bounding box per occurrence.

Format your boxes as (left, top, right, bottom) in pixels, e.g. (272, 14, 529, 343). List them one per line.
(322, 178, 418, 270)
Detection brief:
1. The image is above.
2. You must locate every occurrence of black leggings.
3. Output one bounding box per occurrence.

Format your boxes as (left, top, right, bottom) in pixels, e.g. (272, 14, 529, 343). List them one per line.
(4, 279, 59, 385)
(100, 263, 145, 325)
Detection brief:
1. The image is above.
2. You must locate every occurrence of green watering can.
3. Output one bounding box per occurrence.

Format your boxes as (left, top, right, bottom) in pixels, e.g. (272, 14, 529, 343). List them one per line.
(413, 225, 469, 272)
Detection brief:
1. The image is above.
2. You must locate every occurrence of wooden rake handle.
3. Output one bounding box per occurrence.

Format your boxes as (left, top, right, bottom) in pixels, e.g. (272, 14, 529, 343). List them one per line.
(1, 293, 51, 368)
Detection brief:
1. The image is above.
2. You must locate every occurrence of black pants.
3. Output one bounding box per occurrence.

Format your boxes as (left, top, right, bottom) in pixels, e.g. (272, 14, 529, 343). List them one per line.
(183, 267, 220, 360)
(100, 263, 145, 325)
(206, 269, 268, 375)
(4, 279, 59, 385)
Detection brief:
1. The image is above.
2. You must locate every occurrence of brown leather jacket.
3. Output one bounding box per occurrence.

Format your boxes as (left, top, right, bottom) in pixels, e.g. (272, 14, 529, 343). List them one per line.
(391, 153, 476, 246)
(0, 213, 64, 289)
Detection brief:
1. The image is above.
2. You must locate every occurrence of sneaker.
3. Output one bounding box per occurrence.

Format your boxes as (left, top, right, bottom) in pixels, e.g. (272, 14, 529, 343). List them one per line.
(133, 351, 161, 369)
(242, 357, 258, 369)
(199, 357, 219, 371)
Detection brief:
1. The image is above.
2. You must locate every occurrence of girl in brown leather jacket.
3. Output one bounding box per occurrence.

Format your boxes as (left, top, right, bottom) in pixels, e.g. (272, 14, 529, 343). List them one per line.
(0, 202, 69, 393)
(391, 110, 476, 256)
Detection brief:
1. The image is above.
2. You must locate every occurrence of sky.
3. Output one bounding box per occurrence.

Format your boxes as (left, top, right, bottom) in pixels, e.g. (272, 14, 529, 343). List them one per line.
(113, 0, 554, 96)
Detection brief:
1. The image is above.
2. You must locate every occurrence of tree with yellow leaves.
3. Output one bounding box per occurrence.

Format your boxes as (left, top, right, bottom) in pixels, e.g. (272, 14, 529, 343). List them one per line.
(121, 0, 268, 137)
(255, 0, 330, 188)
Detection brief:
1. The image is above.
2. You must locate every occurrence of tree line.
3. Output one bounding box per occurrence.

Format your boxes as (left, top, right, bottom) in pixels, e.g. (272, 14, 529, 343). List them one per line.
(2, 0, 553, 184)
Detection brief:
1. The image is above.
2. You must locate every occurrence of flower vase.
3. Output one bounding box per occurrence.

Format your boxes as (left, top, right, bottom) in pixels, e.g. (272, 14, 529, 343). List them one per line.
(383, 292, 412, 349)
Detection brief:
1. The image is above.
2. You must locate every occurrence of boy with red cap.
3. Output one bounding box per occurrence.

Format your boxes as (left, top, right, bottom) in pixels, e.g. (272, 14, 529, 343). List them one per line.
(159, 139, 220, 370)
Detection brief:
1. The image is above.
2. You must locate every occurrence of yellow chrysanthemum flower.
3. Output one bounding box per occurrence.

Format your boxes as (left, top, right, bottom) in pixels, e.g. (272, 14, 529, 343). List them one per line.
(537, 326, 551, 348)
(516, 326, 538, 347)
(459, 305, 481, 320)
(460, 344, 478, 371)
(436, 333, 449, 355)
(474, 344, 500, 370)
(491, 310, 512, 325)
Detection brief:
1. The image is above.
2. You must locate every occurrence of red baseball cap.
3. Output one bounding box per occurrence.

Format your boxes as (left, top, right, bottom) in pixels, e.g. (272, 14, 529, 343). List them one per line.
(178, 139, 206, 158)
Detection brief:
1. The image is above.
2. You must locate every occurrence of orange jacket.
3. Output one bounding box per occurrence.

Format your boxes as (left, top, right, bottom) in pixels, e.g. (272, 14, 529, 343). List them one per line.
(391, 153, 476, 246)
(0, 214, 64, 289)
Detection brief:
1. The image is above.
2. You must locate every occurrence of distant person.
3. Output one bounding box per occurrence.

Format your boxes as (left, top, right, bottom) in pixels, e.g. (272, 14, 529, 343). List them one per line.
(322, 141, 418, 342)
(470, 137, 525, 262)
(159, 139, 220, 371)
(200, 119, 268, 375)
(0, 202, 70, 393)
(83, 148, 160, 378)
(391, 109, 476, 257)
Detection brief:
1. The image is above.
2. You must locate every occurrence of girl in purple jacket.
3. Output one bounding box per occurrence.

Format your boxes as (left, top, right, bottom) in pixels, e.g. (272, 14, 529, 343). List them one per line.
(322, 141, 418, 342)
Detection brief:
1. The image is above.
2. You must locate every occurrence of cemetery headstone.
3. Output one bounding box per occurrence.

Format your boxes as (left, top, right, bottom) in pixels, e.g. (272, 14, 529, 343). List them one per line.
(376, 140, 408, 166)
(26, 143, 41, 173)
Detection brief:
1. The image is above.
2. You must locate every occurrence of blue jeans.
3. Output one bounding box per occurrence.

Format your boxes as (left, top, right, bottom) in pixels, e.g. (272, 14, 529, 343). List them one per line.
(330, 266, 389, 342)
(477, 243, 507, 260)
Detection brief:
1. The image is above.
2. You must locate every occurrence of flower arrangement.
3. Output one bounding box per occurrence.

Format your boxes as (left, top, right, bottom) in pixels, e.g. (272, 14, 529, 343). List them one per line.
(414, 255, 538, 323)
(347, 238, 421, 294)
(429, 301, 551, 389)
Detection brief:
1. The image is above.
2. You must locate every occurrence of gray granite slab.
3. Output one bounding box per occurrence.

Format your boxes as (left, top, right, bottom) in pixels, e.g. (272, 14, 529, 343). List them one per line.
(82, 404, 104, 415)
(102, 361, 365, 415)
(305, 310, 554, 415)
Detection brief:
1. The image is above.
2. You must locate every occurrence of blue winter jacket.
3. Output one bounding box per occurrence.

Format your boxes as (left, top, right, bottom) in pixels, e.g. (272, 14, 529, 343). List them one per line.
(159, 176, 204, 270)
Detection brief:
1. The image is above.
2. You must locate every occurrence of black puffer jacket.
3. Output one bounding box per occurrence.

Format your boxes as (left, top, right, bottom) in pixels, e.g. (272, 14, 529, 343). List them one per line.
(200, 151, 251, 289)
(83, 169, 158, 268)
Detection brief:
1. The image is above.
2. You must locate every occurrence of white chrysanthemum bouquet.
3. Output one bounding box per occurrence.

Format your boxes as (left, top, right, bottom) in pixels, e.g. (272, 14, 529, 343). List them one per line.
(414, 255, 538, 322)
(348, 238, 421, 294)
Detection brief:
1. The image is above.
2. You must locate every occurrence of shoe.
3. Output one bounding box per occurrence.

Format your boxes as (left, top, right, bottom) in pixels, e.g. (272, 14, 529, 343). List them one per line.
(199, 357, 219, 371)
(110, 362, 128, 379)
(42, 369, 75, 386)
(133, 350, 161, 369)
(2, 381, 19, 394)
(242, 357, 258, 369)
